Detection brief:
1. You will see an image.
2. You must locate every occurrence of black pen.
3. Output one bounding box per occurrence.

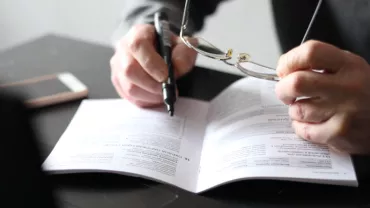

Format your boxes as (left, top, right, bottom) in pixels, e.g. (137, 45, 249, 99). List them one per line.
(154, 11, 176, 116)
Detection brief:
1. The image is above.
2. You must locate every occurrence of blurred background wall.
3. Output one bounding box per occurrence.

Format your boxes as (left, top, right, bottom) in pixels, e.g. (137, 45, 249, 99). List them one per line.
(0, 0, 282, 75)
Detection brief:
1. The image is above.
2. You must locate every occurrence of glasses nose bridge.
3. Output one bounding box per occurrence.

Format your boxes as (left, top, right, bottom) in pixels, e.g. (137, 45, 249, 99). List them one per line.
(237, 53, 250, 62)
(223, 50, 250, 64)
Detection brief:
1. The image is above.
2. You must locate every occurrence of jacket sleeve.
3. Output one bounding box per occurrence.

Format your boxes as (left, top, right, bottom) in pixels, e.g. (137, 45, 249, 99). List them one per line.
(111, 0, 226, 47)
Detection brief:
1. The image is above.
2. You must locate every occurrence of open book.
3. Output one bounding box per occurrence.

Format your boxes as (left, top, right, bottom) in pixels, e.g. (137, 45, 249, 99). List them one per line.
(42, 77, 358, 193)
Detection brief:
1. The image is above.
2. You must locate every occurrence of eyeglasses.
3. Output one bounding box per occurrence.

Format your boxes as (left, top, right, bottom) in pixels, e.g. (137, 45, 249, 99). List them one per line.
(179, 0, 322, 82)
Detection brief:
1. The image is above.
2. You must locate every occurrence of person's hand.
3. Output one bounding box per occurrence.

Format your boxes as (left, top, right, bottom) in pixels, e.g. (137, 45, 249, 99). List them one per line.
(110, 24, 197, 107)
(275, 40, 370, 154)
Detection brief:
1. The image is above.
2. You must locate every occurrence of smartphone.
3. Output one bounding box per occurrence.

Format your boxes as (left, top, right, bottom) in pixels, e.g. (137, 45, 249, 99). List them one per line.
(0, 72, 88, 108)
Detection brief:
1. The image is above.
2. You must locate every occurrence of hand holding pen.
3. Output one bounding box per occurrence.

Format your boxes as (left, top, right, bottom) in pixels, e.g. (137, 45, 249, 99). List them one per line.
(110, 17, 197, 109)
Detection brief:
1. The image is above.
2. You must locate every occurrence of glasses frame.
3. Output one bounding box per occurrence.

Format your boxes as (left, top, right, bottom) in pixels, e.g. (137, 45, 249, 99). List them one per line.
(179, 0, 323, 82)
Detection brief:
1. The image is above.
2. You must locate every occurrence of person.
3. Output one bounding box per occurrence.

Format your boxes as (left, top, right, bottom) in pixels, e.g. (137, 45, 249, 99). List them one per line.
(109, 0, 370, 155)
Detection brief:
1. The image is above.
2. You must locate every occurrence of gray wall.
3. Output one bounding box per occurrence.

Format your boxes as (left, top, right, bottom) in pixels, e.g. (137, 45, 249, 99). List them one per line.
(0, 0, 54, 51)
(0, 0, 123, 50)
(0, 0, 282, 75)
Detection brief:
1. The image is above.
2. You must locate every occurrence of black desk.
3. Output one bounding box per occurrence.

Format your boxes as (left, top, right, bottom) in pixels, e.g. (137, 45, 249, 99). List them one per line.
(1, 34, 370, 208)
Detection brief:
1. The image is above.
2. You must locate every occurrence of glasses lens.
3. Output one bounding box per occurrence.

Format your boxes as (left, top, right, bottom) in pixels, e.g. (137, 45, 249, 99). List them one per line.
(237, 61, 279, 81)
(188, 37, 226, 55)
(181, 0, 228, 59)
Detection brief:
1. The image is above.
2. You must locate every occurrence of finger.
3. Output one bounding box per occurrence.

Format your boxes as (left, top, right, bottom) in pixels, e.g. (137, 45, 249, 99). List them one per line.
(111, 71, 127, 99)
(292, 120, 326, 144)
(289, 98, 336, 123)
(110, 53, 127, 99)
(173, 35, 199, 47)
(172, 37, 198, 78)
(275, 70, 336, 105)
(119, 75, 163, 105)
(121, 88, 160, 108)
(292, 114, 347, 145)
(277, 40, 348, 78)
(126, 25, 168, 82)
(123, 91, 161, 108)
(119, 46, 162, 95)
(112, 74, 154, 107)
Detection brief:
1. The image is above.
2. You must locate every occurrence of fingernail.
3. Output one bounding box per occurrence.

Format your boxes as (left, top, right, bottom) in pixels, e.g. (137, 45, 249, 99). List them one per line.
(154, 69, 167, 82)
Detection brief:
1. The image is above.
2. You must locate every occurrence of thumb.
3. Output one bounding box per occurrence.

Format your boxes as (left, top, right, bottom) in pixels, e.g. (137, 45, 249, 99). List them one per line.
(172, 36, 198, 78)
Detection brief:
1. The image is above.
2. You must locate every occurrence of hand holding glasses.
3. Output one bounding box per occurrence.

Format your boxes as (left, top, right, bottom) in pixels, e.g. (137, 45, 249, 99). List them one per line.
(179, 0, 323, 81)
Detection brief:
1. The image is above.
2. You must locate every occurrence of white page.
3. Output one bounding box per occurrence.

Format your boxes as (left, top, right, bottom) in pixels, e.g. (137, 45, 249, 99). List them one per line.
(197, 77, 357, 193)
(42, 97, 209, 192)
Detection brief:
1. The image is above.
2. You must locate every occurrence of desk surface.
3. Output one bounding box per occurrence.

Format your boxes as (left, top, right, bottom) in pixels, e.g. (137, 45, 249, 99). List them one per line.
(1, 34, 370, 208)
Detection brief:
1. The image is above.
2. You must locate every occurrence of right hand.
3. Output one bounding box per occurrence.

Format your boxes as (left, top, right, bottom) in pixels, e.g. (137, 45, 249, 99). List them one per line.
(110, 24, 198, 107)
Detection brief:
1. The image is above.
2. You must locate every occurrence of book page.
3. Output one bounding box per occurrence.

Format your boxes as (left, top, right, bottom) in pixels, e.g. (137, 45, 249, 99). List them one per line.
(42, 98, 209, 192)
(196, 77, 357, 193)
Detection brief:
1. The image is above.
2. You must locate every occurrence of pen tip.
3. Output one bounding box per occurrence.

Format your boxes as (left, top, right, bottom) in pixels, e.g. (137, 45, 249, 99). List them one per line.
(165, 103, 174, 117)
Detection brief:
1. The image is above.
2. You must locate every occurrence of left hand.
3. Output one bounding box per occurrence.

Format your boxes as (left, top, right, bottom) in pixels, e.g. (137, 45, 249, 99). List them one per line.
(275, 40, 370, 155)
